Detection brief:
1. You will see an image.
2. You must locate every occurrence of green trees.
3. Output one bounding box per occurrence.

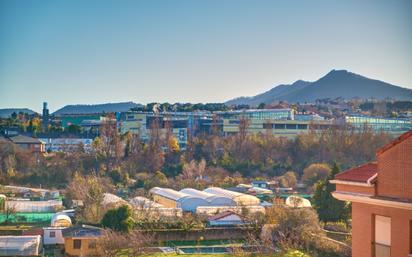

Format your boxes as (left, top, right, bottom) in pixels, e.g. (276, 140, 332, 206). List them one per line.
(101, 205, 134, 233)
(313, 163, 350, 222)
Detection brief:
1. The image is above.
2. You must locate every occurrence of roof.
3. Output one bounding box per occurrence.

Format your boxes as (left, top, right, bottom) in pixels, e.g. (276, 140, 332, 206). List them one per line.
(62, 225, 103, 238)
(129, 196, 163, 208)
(8, 135, 43, 144)
(377, 130, 412, 156)
(180, 188, 217, 200)
(102, 193, 128, 206)
(208, 211, 241, 221)
(150, 187, 189, 201)
(0, 235, 41, 256)
(334, 162, 378, 183)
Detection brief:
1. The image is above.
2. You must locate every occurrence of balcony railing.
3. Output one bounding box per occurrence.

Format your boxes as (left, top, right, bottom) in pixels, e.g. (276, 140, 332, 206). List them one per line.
(374, 242, 391, 257)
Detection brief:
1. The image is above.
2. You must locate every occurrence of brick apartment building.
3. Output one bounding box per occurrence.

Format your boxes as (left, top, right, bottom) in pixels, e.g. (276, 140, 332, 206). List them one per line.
(331, 130, 412, 257)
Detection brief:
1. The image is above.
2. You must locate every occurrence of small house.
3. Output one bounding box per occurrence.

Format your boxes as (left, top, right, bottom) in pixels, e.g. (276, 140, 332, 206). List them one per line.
(208, 211, 247, 226)
(62, 225, 104, 257)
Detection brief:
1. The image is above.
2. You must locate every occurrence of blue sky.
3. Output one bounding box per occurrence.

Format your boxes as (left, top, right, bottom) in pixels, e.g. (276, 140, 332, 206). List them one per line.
(0, 0, 411, 112)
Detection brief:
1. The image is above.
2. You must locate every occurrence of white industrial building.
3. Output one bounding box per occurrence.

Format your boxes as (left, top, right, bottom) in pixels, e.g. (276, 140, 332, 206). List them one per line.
(180, 188, 236, 206)
(150, 187, 210, 212)
(203, 187, 260, 206)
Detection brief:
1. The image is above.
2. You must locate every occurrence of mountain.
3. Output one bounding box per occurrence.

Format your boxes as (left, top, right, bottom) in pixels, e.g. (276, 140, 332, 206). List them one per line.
(0, 108, 37, 118)
(226, 70, 412, 105)
(53, 101, 142, 116)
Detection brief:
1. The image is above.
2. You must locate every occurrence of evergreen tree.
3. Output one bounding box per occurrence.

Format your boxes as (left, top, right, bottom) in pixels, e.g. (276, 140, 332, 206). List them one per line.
(101, 205, 134, 233)
(313, 163, 350, 222)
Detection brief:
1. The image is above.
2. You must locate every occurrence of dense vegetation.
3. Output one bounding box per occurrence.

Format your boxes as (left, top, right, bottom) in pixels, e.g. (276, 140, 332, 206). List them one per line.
(0, 123, 391, 191)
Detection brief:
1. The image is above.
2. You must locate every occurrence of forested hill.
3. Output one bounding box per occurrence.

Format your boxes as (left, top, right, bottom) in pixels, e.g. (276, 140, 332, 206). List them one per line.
(226, 69, 412, 106)
(0, 108, 37, 118)
(53, 101, 142, 115)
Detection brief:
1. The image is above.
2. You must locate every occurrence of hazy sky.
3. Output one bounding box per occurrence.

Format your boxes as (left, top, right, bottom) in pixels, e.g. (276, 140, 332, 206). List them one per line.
(1, 0, 411, 112)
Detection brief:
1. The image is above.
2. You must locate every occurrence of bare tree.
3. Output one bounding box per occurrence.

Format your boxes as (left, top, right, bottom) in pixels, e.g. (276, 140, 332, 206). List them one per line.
(94, 229, 153, 257)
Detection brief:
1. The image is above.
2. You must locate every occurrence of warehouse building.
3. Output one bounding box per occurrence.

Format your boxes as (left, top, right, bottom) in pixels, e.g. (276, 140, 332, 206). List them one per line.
(150, 187, 210, 212)
(180, 188, 236, 206)
(203, 187, 260, 206)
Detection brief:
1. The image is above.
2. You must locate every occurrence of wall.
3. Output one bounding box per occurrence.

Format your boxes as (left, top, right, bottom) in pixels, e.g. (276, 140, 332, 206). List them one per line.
(43, 228, 64, 245)
(64, 238, 98, 257)
(377, 135, 412, 200)
(153, 195, 178, 208)
(144, 227, 259, 242)
(335, 184, 375, 195)
(352, 202, 412, 257)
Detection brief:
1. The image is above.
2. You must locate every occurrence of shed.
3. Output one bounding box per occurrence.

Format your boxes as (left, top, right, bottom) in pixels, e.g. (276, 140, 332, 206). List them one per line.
(204, 187, 260, 206)
(0, 235, 42, 256)
(43, 227, 65, 245)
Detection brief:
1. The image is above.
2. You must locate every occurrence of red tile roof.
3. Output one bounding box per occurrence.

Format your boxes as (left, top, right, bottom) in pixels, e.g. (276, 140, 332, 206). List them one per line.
(208, 211, 241, 221)
(377, 130, 412, 156)
(335, 162, 378, 183)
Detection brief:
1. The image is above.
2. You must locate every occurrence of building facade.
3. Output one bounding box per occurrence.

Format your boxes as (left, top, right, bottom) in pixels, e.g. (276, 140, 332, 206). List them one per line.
(331, 130, 412, 257)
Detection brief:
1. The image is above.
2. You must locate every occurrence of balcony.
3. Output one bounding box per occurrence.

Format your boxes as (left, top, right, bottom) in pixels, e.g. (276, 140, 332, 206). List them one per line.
(374, 242, 391, 257)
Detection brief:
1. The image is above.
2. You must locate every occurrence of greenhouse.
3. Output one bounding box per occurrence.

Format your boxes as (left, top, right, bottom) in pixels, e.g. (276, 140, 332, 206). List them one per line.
(5, 199, 63, 213)
(150, 187, 210, 212)
(203, 187, 260, 206)
(180, 188, 236, 206)
(51, 213, 72, 227)
(0, 235, 42, 256)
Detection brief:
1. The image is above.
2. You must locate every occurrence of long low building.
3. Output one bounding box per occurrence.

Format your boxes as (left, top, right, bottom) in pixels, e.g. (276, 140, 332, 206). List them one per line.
(203, 187, 260, 206)
(196, 205, 265, 216)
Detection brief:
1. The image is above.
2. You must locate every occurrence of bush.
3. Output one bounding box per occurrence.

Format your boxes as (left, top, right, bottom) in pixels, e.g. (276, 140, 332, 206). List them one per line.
(101, 205, 134, 233)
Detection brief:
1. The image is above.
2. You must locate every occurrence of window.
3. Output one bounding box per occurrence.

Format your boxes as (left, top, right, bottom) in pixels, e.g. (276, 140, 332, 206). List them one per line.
(286, 124, 296, 130)
(49, 231, 56, 238)
(374, 215, 391, 257)
(297, 124, 308, 130)
(73, 239, 82, 249)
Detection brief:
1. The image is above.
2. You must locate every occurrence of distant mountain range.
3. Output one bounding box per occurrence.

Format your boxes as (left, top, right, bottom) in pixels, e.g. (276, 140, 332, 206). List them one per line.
(53, 101, 142, 116)
(0, 108, 38, 118)
(226, 70, 412, 106)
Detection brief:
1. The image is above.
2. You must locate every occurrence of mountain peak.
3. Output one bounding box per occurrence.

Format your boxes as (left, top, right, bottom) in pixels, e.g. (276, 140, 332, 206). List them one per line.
(225, 70, 412, 105)
(325, 69, 350, 76)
